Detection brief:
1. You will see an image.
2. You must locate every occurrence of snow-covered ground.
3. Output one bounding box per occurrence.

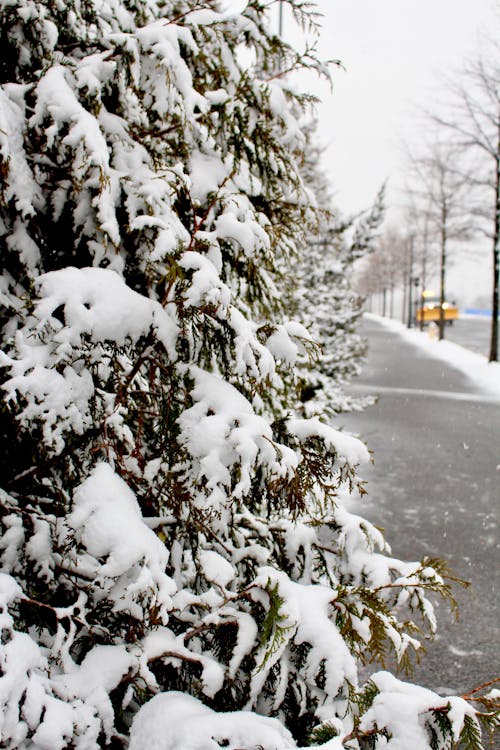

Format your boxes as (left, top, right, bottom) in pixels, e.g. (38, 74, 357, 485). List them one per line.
(365, 313, 500, 398)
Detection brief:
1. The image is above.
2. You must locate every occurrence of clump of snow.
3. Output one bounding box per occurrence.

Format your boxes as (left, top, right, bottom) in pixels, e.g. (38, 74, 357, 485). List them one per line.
(0, 87, 42, 229)
(360, 671, 478, 749)
(287, 416, 370, 466)
(30, 66, 109, 169)
(0, 574, 100, 749)
(127, 675, 479, 750)
(265, 321, 314, 366)
(66, 463, 176, 623)
(178, 367, 298, 502)
(213, 199, 270, 257)
(249, 567, 358, 719)
(55, 643, 134, 699)
(129, 691, 297, 750)
(35, 267, 178, 353)
(189, 150, 232, 203)
(3, 267, 179, 452)
(179, 250, 231, 309)
(140, 627, 225, 698)
(199, 550, 235, 588)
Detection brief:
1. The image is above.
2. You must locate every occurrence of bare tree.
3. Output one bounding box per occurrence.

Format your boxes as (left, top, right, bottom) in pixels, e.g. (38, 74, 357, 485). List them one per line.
(378, 227, 404, 318)
(357, 250, 388, 316)
(403, 193, 439, 329)
(431, 40, 500, 359)
(407, 141, 472, 340)
(414, 203, 437, 330)
(357, 226, 407, 318)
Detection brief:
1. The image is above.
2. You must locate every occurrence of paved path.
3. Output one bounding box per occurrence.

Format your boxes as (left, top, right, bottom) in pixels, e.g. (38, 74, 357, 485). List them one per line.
(340, 317, 499, 698)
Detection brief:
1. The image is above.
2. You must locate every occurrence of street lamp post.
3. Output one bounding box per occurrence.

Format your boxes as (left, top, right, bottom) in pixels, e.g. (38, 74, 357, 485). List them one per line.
(406, 234, 414, 328)
(413, 276, 420, 328)
(407, 274, 420, 329)
(419, 280, 425, 332)
(407, 280, 413, 328)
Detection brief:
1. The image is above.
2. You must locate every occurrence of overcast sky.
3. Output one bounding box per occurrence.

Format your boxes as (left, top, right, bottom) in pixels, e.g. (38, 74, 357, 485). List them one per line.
(281, 0, 499, 305)
(311, 0, 498, 213)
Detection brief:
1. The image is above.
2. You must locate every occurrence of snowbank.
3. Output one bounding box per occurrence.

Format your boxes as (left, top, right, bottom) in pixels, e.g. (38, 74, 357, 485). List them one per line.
(365, 313, 500, 398)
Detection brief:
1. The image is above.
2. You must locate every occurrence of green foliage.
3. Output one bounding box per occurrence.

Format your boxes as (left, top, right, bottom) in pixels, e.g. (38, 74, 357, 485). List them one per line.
(255, 579, 295, 672)
(468, 686, 500, 749)
(354, 679, 379, 717)
(459, 714, 484, 750)
(428, 705, 453, 750)
(415, 557, 470, 620)
(309, 720, 340, 745)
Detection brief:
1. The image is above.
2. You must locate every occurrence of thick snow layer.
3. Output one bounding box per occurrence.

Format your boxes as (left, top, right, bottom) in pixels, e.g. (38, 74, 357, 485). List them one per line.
(250, 567, 358, 712)
(199, 550, 235, 588)
(35, 267, 178, 354)
(128, 691, 297, 750)
(127, 676, 477, 750)
(0, 86, 42, 229)
(360, 671, 477, 750)
(287, 416, 370, 466)
(67, 464, 176, 622)
(366, 314, 500, 397)
(54, 644, 134, 700)
(178, 367, 298, 500)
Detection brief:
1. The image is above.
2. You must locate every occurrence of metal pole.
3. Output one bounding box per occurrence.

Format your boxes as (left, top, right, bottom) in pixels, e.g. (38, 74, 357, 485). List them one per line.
(439, 214, 446, 340)
(402, 270, 407, 323)
(420, 255, 426, 331)
(408, 279, 413, 328)
(413, 277, 420, 329)
(279, 1, 283, 36)
(406, 235, 414, 328)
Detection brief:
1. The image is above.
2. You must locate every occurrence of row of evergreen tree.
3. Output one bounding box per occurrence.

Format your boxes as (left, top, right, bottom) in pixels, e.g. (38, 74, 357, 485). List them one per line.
(0, 0, 497, 748)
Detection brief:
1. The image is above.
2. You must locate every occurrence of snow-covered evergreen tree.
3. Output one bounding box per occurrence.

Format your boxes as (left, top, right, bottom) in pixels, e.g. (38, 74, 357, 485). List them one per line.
(296, 122, 384, 416)
(0, 1, 497, 748)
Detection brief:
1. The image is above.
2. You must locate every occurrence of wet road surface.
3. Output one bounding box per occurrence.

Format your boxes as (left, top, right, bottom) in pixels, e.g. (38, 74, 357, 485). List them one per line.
(340, 317, 499, 700)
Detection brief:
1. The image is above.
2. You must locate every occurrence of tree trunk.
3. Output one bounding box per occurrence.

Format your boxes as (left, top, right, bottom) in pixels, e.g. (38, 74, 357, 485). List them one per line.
(407, 277, 413, 328)
(489, 151, 499, 362)
(402, 271, 407, 323)
(439, 213, 447, 341)
(406, 235, 414, 329)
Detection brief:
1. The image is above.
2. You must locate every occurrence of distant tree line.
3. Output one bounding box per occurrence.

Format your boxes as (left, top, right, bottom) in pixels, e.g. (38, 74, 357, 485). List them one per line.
(358, 38, 499, 362)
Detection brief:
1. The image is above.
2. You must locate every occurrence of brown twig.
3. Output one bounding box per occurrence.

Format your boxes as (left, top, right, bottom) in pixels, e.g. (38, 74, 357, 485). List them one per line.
(165, 0, 217, 27)
(461, 678, 500, 700)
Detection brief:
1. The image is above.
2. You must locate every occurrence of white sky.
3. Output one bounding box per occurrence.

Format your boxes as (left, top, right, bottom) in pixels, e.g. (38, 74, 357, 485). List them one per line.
(308, 0, 498, 213)
(279, 0, 499, 305)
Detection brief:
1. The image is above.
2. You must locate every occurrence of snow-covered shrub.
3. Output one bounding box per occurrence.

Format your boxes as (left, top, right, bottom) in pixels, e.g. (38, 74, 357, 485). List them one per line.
(0, 1, 497, 748)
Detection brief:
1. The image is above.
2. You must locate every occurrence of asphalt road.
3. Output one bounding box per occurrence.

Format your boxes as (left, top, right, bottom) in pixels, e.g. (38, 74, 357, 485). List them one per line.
(340, 317, 499, 700)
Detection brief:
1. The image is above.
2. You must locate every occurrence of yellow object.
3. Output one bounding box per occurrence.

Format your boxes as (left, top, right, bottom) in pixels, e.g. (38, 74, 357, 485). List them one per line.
(416, 292, 459, 325)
